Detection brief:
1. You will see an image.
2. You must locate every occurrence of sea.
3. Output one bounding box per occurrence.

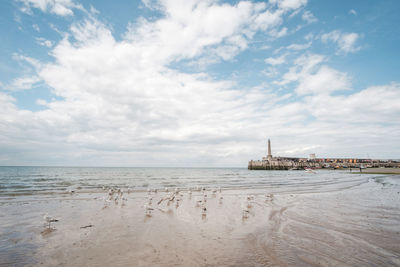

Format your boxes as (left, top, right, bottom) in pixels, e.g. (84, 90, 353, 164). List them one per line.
(0, 166, 390, 197)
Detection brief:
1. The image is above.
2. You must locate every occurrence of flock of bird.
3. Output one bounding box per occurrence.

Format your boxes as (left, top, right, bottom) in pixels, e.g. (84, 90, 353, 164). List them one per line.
(44, 186, 275, 229)
(101, 186, 274, 219)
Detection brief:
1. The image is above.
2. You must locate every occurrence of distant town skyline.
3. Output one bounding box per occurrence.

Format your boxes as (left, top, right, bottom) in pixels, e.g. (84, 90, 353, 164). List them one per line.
(0, 0, 399, 167)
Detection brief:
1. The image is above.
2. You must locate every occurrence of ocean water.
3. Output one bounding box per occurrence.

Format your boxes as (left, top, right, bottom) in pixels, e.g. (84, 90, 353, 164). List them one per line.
(0, 166, 379, 197)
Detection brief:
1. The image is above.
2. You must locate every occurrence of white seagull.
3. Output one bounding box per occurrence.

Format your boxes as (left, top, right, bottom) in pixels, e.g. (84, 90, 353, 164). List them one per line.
(43, 213, 59, 228)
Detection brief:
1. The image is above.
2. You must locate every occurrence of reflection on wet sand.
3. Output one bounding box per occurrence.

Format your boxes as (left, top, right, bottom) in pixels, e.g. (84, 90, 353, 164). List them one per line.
(0, 174, 399, 266)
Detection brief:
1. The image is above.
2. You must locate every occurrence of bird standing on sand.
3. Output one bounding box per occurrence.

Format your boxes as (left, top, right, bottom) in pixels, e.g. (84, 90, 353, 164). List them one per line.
(201, 205, 207, 217)
(265, 193, 274, 202)
(145, 204, 154, 217)
(242, 208, 250, 219)
(43, 213, 59, 228)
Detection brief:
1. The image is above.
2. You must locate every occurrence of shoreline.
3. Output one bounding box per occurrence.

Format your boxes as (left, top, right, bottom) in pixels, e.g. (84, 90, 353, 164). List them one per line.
(1, 178, 400, 266)
(352, 167, 400, 175)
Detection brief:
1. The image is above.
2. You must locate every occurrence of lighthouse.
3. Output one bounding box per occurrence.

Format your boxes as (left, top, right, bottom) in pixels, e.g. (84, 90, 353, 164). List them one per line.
(267, 139, 272, 161)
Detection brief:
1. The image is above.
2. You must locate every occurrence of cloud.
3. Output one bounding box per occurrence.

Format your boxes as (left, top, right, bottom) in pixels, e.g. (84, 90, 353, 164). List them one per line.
(277, 53, 325, 85)
(2, 0, 399, 165)
(321, 30, 361, 54)
(270, 0, 308, 11)
(276, 52, 351, 95)
(265, 54, 287, 65)
(349, 9, 357, 16)
(306, 83, 400, 123)
(36, 37, 54, 47)
(296, 65, 351, 95)
(286, 42, 311, 50)
(32, 24, 40, 32)
(18, 0, 83, 16)
(1, 0, 313, 165)
(5, 76, 41, 91)
(302, 10, 317, 23)
(268, 27, 288, 38)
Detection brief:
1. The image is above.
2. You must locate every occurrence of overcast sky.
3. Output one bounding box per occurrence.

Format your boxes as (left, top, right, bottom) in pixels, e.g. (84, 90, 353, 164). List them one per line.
(0, 0, 399, 167)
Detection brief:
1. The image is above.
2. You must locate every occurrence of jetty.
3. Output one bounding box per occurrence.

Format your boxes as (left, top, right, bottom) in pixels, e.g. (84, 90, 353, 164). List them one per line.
(248, 139, 400, 170)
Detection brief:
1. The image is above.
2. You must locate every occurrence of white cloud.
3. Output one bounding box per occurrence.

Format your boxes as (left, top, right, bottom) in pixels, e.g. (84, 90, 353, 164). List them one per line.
(349, 9, 357, 16)
(6, 76, 41, 91)
(286, 42, 311, 50)
(306, 83, 400, 124)
(304, 32, 314, 41)
(33, 24, 40, 32)
(265, 54, 287, 65)
(1, 0, 399, 165)
(276, 53, 351, 95)
(18, 0, 83, 16)
(270, 0, 308, 11)
(2, 0, 312, 165)
(321, 30, 361, 54)
(277, 53, 325, 85)
(302, 10, 317, 23)
(269, 27, 288, 38)
(36, 37, 53, 47)
(296, 65, 351, 95)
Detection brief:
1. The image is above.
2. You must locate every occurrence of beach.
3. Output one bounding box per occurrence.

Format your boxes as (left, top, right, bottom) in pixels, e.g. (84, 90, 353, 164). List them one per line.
(356, 168, 400, 175)
(1, 168, 400, 266)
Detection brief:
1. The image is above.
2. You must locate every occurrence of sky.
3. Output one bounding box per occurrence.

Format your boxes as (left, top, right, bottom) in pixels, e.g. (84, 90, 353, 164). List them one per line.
(0, 0, 399, 167)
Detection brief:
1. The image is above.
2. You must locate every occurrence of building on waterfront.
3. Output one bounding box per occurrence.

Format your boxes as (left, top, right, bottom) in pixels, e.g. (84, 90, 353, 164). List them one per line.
(248, 139, 400, 170)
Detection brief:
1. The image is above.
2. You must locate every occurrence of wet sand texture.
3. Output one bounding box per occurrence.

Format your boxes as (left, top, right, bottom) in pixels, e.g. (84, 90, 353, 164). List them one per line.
(1, 175, 400, 267)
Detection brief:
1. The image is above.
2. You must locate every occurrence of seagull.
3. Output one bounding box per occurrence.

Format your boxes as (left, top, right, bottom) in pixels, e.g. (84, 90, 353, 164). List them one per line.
(147, 188, 151, 195)
(145, 204, 154, 217)
(121, 197, 128, 206)
(148, 197, 153, 205)
(66, 188, 75, 194)
(246, 201, 252, 209)
(195, 198, 202, 207)
(242, 209, 250, 219)
(165, 187, 169, 192)
(127, 187, 131, 194)
(201, 206, 207, 217)
(246, 195, 255, 201)
(43, 213, 59, 228)
(265, 193, 274, 202)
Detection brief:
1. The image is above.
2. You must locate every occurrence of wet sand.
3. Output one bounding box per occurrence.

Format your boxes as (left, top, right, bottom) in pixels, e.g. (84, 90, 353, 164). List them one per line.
(1, 176, 400, 266)
(357, 168, 400, 175)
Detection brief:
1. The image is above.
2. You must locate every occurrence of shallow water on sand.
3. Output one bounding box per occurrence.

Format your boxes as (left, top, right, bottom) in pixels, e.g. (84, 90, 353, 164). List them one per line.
(0, 167, 369, 196)
(1, 167, 400, 266)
